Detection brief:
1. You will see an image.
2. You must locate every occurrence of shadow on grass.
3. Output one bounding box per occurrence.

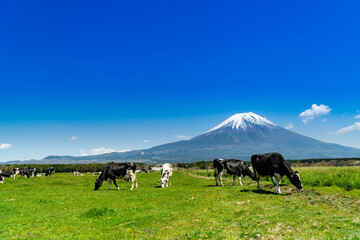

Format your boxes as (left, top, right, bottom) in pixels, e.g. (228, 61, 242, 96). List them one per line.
(94, 188, 128, 191)
(240, 189, 292, 195)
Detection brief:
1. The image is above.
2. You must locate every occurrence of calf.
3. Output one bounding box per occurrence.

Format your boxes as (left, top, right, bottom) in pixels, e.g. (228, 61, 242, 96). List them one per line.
(251, 152, 303, 194)
(213, 159, 256, 186)
(94, 163, 138, 191)
(159, 163, 173, 188)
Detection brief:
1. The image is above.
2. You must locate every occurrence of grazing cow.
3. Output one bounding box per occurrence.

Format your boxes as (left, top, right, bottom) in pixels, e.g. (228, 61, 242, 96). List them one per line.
(27, 168, 37, 177)
(159, 163, 173, 188)
(73, 171, 80, 176)
(251, 152, 303, 194)
(0, 172, 12, 183)
(94, 163, 138, 191)
(213, 159, 256, 186)
(45, 167, 55, 177)
(13, 168, 30, 179)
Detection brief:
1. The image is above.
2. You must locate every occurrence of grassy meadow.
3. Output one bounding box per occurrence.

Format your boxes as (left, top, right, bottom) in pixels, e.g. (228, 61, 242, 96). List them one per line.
(0, 167, 359, 239)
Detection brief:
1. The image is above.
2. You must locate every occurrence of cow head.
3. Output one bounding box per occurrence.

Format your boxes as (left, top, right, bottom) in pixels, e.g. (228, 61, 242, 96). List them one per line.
(94, 178, 103, 190)
(289, 171, 303, 190)
(241, 162, 257, 181)
(0, 176, 3, 183)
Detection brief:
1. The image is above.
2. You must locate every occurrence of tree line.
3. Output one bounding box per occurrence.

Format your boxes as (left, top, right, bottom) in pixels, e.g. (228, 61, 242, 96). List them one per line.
(1, 158, 358, 173)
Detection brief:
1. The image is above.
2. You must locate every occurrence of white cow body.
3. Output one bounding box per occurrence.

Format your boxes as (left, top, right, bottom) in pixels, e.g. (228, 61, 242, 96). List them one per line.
(159, 163, 173, 188)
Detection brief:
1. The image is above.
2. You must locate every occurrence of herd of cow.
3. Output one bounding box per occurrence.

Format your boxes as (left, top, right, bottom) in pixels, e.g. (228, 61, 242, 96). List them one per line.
(0, 167, 55, 183)
(1, 152, 303, 194)
(93, 152, 303, 194)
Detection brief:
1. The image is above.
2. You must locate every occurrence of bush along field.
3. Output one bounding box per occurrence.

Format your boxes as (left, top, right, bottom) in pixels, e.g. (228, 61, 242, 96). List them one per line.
(0, 167, 359, 239)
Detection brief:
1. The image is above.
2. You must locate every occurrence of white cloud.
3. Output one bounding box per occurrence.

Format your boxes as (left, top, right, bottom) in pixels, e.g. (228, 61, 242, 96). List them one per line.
(335, 122, 360, 134)
(175, 135, 191, 140)
(354, 114, 360, 119)
(285, 123, 294, 130)
(79, 149, 88, 156)
(79, 148, 130, 156)
(299, 104, 332, 124)
(70, 136, 77, 140)
(322, 119, 327, 122)
(143, 139, 150, 143)
(89, 147, 115, 155)
(0, 143, 12, 149)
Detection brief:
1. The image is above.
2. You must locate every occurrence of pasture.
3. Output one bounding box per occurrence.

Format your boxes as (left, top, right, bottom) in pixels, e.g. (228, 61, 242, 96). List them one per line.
(1, 167, 359, 239)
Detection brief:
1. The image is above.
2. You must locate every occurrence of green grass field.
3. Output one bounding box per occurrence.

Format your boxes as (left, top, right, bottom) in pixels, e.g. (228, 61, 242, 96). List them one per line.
(1, 168, 359, 239)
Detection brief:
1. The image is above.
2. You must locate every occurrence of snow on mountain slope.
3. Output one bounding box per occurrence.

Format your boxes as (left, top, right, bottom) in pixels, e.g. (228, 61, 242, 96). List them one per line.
(205, 112, 276, 133)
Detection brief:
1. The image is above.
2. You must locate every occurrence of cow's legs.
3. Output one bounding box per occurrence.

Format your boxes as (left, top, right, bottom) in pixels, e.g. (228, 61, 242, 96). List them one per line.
(128, 170, 138, 190)
(255, 171, 262, 190)
(112, 179, 120, 190)
(169, 176, 171, 186)
(238, 176, 243, 186)
(271, 176, 279, 194)
(214, 169, 219, 186)
(233, 175, 236, 186)
(274, 174, 282, 194)
(107, 179, 112, 190)
(219, 172, 224, 186)
(278, 179, 282, 194)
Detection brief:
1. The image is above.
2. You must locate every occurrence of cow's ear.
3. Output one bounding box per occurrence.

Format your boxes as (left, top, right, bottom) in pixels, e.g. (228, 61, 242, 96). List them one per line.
(295, 171, 298, 174)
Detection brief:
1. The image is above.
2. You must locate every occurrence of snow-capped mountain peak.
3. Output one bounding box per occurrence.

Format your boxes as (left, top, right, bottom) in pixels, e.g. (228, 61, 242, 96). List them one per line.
(205, 112, 276, 133)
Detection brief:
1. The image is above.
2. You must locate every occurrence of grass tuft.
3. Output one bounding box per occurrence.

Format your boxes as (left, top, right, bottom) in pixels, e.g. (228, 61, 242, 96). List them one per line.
(82, 207, 115, 218)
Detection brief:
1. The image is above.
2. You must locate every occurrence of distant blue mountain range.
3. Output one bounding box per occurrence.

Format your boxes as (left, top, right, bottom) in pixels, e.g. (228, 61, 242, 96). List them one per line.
(3, 112, 360, 165)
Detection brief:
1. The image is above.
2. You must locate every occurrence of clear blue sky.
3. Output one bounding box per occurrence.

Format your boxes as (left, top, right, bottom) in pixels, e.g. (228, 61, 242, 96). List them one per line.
(1, 0, 360, 161)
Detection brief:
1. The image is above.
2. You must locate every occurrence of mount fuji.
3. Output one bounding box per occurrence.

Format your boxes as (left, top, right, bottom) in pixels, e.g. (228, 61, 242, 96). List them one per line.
(146, 112, 360, 162)
(3, 112, 360, 164)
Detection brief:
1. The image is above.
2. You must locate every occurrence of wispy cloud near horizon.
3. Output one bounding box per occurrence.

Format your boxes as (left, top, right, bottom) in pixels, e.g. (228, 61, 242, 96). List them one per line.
(299, 104, 332, 123)
(335, 122, 360, 134)
(285, 123, 294, 130)
(175, 135, 191, 140)
(79, 148, 130, 156)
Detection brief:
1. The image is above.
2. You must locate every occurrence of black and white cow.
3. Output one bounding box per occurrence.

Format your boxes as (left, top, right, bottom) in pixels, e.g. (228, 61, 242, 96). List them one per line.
(94, 163, 138, 191)
(0, 172, 12, 183)
(213, 159, 256, 186)
(159, 163, 173, 188)
(27, 168, 37, 177)
(251, 152, 303, 194)
(45, 167, 55, 177)
(13, 168, 31, 179)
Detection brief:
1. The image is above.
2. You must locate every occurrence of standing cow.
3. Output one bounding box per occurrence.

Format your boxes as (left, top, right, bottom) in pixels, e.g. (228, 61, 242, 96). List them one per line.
(94, 163, 138, 191)
(159, 163, 173, 188)
(13, 168, 30, 179)
(0, 172, 12, 183)
(45, 167, 55, 177)
(251, 152, 303, 194)
(213, 159, 256, 186)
